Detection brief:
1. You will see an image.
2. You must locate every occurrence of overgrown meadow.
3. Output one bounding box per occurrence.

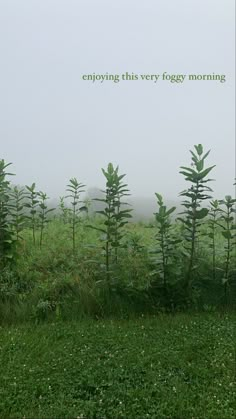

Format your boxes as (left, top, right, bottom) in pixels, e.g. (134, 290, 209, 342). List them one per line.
(0, 144, 236, 418)
(0, 144, 235, 323)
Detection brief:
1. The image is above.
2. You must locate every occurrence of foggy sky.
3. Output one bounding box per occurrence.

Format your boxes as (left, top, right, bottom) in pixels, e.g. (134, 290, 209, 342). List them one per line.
(0, 0, 235, 202)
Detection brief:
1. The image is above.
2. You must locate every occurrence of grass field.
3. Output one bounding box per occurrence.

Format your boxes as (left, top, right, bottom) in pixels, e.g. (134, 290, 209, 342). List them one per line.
(0, 313, 235, 418)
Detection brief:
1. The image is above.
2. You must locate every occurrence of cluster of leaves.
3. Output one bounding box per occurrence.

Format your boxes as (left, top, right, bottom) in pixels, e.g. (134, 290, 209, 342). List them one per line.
(0, 169, 56, 260)
(0, 160, 16, 267)
(150, 193, 180, 293)
(178, 144, 215, 293)
(217, 195, 236, 298)
(66, 178, 87, 252)
(88, 163, 132, 285)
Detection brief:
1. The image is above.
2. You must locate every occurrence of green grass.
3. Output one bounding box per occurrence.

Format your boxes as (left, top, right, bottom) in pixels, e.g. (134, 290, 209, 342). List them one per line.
(0, 313, 235, 418)
(1, 215, 234, 324)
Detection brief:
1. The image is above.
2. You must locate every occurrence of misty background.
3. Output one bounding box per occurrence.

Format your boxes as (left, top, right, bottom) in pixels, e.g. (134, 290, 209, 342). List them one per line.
(0, 0, 235, 218)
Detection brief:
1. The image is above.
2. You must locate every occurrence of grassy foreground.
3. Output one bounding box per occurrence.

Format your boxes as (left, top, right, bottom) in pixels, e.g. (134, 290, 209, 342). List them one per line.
(0, 313, 235, 419)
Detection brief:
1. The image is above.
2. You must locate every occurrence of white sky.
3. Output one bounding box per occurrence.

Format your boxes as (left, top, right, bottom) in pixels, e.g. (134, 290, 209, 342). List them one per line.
(0, 0, 235, 200)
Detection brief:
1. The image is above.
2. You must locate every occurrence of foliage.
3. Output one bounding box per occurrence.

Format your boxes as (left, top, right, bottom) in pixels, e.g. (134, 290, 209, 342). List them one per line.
(0, 147, 235, 318)
(0, 159, 16, 267)
(66, 178, 86, 252)
(88, 163, 132, 285)
(208, 199, 220, 280)
(150, 193, 181, 301)
(178, 144, 215, 293)
(37, 191, 55, 248)
(9, 186, 27, 243)
(25, 183, 39, 245)
(217, 195, 236, 299)
(59, 196, 71, 224)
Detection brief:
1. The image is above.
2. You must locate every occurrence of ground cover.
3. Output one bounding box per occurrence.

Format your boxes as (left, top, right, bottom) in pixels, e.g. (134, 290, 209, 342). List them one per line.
(0, 313, 235, 418)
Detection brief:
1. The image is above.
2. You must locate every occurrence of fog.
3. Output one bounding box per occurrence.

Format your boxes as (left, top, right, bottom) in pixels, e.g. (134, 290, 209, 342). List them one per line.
(0, 0, 235, 205)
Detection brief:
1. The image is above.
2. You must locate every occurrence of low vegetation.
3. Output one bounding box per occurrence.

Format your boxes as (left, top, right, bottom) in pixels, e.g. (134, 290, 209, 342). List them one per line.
(0, 145, 235, 322)
(0, 144, 235, 418)
(0, 313, 235, 418)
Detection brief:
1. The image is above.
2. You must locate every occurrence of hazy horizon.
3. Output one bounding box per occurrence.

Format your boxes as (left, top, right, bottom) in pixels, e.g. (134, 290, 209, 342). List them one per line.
(0, 0, 235, 201)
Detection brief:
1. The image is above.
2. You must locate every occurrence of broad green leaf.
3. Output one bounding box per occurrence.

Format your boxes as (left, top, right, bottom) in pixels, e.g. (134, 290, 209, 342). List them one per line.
(221, 231, 232, 240)
(194, 144, 203, 156)
(197, 166, 216, 180)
